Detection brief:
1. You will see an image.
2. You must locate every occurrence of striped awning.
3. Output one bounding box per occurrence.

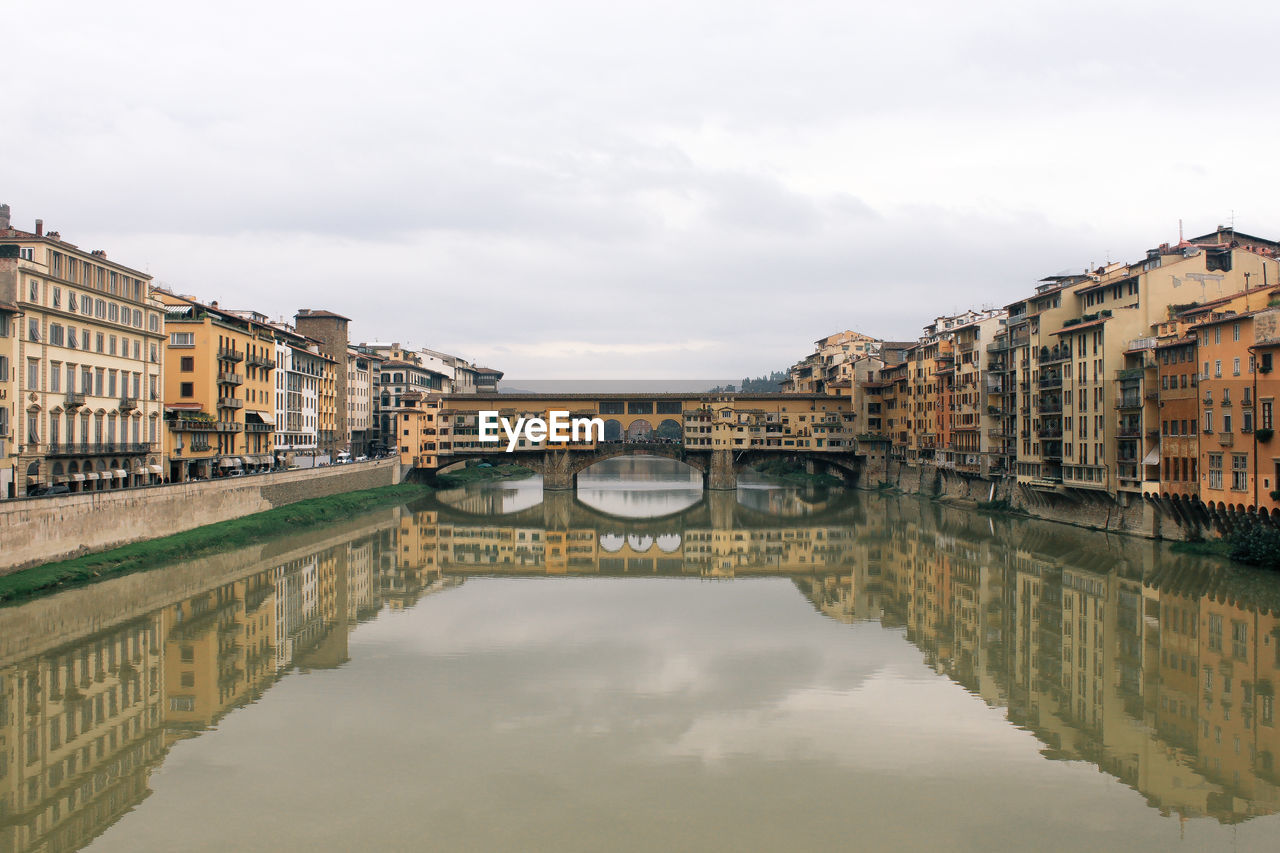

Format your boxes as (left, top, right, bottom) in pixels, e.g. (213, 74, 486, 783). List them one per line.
(71, 473, 86, 482)
(85, 472, 100, 481)
(113, 469, 129, 479)
(148, 465, 163, 475)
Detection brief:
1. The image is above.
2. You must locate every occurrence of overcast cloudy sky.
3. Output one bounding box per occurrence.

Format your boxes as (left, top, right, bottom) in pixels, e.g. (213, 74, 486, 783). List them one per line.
(8, 1, 1280, 378)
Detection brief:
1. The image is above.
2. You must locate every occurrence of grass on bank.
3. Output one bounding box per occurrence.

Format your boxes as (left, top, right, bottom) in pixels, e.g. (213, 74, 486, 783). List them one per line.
(432, 463, 535, 488)
(0, 482, 430, 605)
(1172, 523, 1280, 570)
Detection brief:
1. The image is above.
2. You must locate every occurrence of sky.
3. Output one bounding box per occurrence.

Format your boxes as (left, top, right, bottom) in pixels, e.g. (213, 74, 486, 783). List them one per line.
(7, 0, 1280, 379)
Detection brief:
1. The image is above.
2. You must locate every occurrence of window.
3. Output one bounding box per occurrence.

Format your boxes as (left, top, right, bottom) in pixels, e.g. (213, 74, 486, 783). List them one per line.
(49, 363, 60, 393)
(1208, 453, 1223, 489)
(28, 318, 40, 341)
(68, 291, 77, 312)
(170, 332, 194, 347)
(180, 356, 194, 372)
(49, 324, 63, 346)
(1215, 360, 1222, 378)
(1232, 454, 1248, 491)
(1204, 410, 1214, 433)
(1265, 400, 1275, 430)
(51, 286, 61, 309)
(26, 359, 38, 389)
(1223, 413, 1232, 434)
(1233, 357, 1241, 376)
(180, 382, 194, 398)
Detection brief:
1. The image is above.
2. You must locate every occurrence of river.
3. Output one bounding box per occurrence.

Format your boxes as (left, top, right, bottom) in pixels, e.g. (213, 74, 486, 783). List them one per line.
(2, 456, 1279, 851)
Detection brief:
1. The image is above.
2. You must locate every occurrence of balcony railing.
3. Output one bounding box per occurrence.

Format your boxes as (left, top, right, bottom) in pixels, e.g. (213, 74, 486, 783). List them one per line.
(218, 397, 244, 410)
(119, 396, 138, 411)
(218, 371, 244, 386)
(1218, 432, 1235, 447)
(65, 392, 86, 408)
(45, 442, 154, 456)
(247, 353, 274, 368)
(218, 347, 244, 363)
(1038, 375, 1062, 389)
(245, 422, 273, 433)
(169, 418, 219, 432)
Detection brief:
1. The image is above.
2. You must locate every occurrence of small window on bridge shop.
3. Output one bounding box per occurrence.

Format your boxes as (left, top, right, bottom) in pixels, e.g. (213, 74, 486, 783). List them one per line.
(598, 401, 624, 415)
(627, 401, 653, 414)
(655, 401, 681, 415)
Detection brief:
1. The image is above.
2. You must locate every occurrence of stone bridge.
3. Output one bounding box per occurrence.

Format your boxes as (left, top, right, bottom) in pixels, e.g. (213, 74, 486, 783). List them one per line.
(406, 392, 861, 490)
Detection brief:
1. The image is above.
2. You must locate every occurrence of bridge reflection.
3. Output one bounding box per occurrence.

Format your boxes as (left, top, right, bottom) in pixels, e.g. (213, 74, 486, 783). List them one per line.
(1, 497, 1279, 848)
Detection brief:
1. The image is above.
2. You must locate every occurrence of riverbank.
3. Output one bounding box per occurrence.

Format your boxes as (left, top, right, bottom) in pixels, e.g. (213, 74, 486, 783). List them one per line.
(1, 457, 401, 573)
(0, 482, 429, 605)
(433, 463, 536, 488)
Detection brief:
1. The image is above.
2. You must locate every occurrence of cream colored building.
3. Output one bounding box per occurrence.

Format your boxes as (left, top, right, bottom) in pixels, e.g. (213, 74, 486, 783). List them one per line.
(0, 205, 166, 497)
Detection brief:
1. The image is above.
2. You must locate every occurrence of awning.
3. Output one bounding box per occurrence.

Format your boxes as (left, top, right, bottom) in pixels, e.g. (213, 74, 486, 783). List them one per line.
(240, 455, 255, 466)
(219, 458, 240, 468)
(99, 470, 115, 479)
(148, 465, 163, 475)
(1142, 448, 1160, 466)
(245, 411, 272, 425)
(71, 473, 86, 482)
(85, 472, 100, 481)
(113, 469, 129, 479)
(53, 475, 68, 484)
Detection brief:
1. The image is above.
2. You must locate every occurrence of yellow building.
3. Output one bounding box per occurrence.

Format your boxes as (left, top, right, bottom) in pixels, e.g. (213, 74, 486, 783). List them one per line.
(157, 293, 277, 480)
(0, 205, 167, 497)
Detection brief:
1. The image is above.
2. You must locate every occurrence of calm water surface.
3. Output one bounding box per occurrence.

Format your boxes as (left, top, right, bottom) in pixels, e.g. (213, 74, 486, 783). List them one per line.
(3, 456, 1280, 851)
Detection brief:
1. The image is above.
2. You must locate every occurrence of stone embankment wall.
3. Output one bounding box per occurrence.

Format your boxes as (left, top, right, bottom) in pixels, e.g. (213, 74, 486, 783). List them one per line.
(0, 459, 402, 574)
(857, 457, 1161, 538)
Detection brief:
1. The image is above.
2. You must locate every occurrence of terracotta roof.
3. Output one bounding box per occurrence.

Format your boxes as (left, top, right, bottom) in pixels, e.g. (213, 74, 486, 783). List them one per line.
(295, 309, 351, 322)
(1051, 317, 1109, 335)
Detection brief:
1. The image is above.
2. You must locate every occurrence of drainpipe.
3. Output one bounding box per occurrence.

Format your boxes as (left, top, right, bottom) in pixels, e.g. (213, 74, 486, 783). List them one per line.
(1248, 343, 1261, 511)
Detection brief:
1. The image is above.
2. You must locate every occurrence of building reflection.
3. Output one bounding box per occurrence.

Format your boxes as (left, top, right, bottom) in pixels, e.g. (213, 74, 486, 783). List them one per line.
(2, 493, 1280, 850)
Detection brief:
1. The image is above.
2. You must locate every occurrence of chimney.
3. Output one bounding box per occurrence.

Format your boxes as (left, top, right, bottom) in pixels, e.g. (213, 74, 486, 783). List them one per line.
(35, 219, 43, 236)
(0, 203, 9, 230)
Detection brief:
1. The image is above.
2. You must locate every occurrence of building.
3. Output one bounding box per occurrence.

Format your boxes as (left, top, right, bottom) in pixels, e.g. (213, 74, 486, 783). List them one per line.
(0, 205, 167, 497)
(157, 293, 276, 480)
(346, 347, 382, 457)
(293, 310, 350, 457)
(269, 322, 338, 468)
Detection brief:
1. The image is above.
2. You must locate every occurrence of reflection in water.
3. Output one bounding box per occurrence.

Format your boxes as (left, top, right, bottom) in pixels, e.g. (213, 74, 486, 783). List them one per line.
(576, 457, 702, 517)
(1, 464, 1280, 850)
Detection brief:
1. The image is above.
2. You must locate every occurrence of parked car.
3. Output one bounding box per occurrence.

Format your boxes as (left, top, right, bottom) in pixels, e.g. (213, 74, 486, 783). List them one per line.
(28, 484, 71, 497)
(227, 469, 245, 477)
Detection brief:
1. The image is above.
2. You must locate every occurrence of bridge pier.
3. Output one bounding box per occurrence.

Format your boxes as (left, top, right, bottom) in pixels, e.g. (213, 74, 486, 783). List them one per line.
(540, 449, 576, 491)
(706, 449, 737, 490)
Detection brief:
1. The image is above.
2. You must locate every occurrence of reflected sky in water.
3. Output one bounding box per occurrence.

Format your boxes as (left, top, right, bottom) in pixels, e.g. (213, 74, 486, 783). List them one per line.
(3, 459, 1280, 852)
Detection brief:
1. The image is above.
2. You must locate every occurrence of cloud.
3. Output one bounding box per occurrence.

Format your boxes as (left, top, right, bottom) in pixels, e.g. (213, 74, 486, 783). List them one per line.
(7, 0, 1280, 377)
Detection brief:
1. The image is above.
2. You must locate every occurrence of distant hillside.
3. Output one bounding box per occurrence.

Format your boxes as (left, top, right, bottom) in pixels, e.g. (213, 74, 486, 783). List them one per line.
(710, 371, 789, 393)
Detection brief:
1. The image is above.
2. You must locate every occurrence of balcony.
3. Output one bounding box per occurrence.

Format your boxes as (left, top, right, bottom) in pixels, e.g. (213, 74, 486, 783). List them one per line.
(1116, 395, 1142, 410)
(119, 396, 138, 411)
(1036, 428, 1063, 440)
(1038, 347, 1071, 365)
(247, 353, 274, 369)
(170, 418, 218, 432)
(218, 347, 244, 363)
(1039, 399, 1063, 414)
(1218, 432, 1235, 447)
(218, 397, 244, 410)
(245, 422, 273, 433)
(1038, 374, 1062, 389)
(45, 442, 153, 456)
(64, 391, 86, 408)
(218, 371, 244, 386)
